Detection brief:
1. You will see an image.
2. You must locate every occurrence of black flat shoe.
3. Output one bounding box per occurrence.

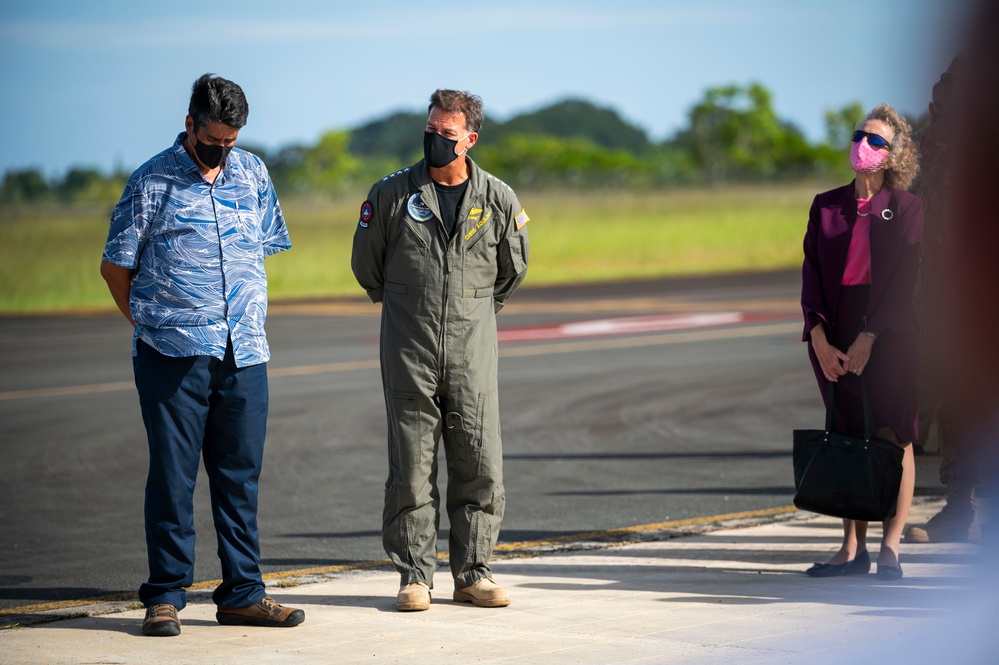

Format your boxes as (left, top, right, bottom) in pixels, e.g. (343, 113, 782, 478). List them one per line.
(806, 560, 850, 577)
(876, 563, 903, 581)
(806, 550, 870, 578)
(844, 550, 871, 576)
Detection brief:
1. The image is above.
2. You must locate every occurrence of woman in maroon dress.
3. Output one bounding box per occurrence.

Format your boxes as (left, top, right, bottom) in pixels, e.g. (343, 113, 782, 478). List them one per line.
(800, 104, 924, 580)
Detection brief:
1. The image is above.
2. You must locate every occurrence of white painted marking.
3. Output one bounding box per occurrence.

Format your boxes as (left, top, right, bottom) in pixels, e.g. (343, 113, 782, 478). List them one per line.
(498, 312, 745, 342)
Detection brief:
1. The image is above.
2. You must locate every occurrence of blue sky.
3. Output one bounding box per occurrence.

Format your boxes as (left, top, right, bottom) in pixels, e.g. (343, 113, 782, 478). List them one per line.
(0, 0, 964, 177)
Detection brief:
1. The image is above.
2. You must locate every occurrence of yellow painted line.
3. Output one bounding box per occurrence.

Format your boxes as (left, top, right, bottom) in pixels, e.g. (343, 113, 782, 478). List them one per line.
(0, 380, 135, 402)
(268, 301, 382, 316)
(0, 322, 799, 402)
(1, 293, 800, 319)
(269, 359, 380, 377)
(0, 506, 799, 618)
(0, 592, 138, 617)
(0, 362, 383, 402)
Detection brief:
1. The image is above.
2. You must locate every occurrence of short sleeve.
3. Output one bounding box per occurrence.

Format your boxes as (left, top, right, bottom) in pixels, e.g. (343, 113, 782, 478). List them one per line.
(102, 178, 145, 269)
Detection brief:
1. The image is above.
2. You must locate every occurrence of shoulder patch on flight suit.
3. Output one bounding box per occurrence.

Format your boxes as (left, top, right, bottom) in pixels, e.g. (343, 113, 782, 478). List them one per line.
(407, 193, 434, 222)
(359, 200, 373, 228)
(515, 208, 530, 230)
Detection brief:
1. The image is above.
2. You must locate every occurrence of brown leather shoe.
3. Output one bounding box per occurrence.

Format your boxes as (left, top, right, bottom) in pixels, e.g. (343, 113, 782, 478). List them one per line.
(142, 603, 180, 637)
(396, 582, 431, 611)
(453, 578, 510, 607)
(216, 596, 305, 627)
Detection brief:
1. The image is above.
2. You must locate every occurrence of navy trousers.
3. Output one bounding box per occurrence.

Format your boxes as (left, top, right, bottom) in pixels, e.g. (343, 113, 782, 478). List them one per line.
(133, 339, 268, 610)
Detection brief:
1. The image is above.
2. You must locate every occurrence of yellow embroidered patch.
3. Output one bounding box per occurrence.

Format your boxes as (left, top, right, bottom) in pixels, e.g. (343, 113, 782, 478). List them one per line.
(464, 210, 492, 241)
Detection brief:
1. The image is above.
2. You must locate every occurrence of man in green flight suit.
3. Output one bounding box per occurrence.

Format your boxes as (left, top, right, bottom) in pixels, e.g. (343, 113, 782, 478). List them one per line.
(352, 89, 529, 612)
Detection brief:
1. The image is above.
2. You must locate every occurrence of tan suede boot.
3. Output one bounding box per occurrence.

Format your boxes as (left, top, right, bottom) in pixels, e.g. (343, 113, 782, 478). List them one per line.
(397, 582, 431, 611)
(453, 578, 510, 608)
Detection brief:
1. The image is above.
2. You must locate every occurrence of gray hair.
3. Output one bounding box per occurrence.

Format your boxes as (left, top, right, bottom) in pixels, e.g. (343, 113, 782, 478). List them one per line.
(428, 89, 484, 133)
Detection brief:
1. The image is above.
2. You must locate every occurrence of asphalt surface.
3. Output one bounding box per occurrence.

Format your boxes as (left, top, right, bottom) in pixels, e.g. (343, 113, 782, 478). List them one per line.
(0, 270, 943, 616)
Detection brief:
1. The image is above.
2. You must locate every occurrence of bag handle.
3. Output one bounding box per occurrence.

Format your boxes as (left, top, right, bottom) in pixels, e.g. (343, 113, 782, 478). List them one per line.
(824, 377, 876, 440)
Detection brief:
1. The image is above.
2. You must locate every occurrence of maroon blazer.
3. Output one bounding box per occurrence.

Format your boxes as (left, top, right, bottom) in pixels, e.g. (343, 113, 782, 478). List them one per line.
(801, 182, 924, 342)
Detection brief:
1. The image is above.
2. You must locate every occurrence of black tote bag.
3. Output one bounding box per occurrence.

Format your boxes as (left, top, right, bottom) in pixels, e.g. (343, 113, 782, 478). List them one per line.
(793, 380, 904, 521)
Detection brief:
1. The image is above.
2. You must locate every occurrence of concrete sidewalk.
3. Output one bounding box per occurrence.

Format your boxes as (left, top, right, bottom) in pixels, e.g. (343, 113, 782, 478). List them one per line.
(2, 500, 993, 664)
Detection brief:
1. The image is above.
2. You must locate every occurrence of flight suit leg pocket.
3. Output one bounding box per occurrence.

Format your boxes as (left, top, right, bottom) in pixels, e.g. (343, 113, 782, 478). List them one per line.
(385, 389, 423, 471)
(444, 409, 471, 477)
(473, 391, 502, 478)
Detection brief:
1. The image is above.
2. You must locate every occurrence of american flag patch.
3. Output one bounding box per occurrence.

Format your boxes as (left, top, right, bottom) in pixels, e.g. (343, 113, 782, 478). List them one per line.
(515, 209, 530, 230)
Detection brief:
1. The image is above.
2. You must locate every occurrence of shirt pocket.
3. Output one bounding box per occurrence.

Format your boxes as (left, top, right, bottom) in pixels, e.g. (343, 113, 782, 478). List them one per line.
(463, 207, 493, 250)
(385, 216, 432, 288)
(461, 210, 499, 285)
(229, 196, 265, 254)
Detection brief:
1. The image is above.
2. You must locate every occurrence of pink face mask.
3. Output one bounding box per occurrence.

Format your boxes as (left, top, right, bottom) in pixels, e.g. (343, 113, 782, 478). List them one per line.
(850, 139, 889, 174)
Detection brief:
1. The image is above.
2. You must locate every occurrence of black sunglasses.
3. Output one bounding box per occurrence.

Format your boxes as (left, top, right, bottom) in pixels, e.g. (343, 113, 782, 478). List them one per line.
(852, 130, 892, 150)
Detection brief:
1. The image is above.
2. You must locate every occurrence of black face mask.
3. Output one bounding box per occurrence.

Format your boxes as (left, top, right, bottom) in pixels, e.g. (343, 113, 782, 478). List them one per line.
(192, 134, 232, 169)
(423, 131, 467, 168)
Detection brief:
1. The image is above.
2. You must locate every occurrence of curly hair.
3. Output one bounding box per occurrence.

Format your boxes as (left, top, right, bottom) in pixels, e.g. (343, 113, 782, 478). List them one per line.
(428, 89, 484, 133)
(860, 103, 919, 190)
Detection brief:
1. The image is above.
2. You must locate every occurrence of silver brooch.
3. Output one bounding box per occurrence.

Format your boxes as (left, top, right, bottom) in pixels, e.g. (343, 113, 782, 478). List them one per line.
(881, 209, 894, 221)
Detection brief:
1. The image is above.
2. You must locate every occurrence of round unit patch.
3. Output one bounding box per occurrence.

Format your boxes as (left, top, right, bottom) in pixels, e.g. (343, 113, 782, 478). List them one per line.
(359, 200, 373, 227)
(406, 193, 434, 223)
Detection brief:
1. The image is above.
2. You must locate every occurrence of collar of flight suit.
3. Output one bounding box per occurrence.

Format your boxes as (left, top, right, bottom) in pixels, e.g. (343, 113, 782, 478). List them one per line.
(411, 157, 485, 242)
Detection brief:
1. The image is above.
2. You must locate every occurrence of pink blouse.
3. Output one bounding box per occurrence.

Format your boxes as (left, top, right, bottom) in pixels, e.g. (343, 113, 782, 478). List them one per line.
(842, 199, 872, 285)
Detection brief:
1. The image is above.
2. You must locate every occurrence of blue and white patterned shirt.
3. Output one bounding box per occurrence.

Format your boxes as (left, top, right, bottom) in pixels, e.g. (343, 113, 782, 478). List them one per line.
(103, 133, 291, 367)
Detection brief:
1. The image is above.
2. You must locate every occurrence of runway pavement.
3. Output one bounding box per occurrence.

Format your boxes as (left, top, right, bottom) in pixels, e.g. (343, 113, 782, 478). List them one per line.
(0, 271, 945, 621)
(2, 500, 993, 665)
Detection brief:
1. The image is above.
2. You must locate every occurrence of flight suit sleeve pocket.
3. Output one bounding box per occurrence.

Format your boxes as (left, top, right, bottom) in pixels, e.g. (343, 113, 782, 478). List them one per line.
(506, 234, 527, 275)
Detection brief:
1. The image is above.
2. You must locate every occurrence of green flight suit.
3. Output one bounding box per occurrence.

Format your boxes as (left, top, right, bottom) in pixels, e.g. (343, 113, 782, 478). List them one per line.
(351, 158, 529, 589)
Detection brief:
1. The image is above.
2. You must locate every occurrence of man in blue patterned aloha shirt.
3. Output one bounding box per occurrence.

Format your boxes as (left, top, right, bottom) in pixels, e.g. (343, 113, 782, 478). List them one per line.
(100, 73, 303, 637)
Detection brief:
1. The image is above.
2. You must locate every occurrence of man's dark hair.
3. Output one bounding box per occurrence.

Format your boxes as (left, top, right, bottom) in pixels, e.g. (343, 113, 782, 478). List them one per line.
(188, 73, 249, 130)
(428, 89, 484, 133)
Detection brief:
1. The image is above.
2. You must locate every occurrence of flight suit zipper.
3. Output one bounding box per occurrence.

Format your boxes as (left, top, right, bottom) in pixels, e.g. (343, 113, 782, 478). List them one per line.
(437, 219, 450, 376)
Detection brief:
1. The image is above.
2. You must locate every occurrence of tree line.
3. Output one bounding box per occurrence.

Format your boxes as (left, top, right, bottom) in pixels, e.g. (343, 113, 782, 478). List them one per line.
(1, 82, 884, 205)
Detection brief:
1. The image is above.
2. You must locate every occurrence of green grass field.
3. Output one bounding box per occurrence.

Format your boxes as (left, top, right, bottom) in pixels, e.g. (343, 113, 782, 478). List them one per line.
(0, 184, 825, 314)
